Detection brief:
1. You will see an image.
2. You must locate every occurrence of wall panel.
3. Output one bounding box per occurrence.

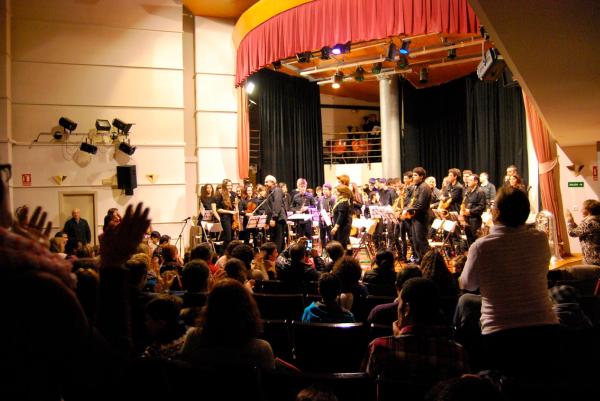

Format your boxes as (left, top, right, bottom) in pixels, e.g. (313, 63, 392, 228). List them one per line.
(194, 17, 235, 75)
(196, 111, 237, 148)
(12, 0, 182, 33)
(12, 20, 183, 69)
(12, 62, 183, 108)
(197, 147, 238, 184)
(195, 73, 236, 112)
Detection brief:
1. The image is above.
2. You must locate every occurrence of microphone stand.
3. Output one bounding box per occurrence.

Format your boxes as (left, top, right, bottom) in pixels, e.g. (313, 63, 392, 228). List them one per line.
(175, 218, 190, 258)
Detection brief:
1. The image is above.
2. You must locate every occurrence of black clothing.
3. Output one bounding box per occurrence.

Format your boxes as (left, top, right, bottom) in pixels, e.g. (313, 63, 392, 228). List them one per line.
(442, 182, 464, 212)
(200, 196, 215, 211)
(63, 217, 91, 247)
(267, 187, 288, 252)
(379, 188, 396, 206)
(214, 191, 236, 247)
(430, 187, 442, 208)
(463, 187, 486, 245)
(332, 199, 352, 249)
(291, 191, 316, 238)
(480, 183, 496, 207)
(408, 181, 432, 262)
(317, 195, 335, 246)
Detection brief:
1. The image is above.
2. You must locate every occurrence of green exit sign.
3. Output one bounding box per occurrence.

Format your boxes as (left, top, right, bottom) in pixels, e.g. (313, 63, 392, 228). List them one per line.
(568, 182, 584, 188)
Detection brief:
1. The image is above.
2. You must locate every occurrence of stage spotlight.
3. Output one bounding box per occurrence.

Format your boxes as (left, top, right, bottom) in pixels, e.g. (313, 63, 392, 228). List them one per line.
(52, 126, 64, 140)
(118, 140, 136, 156)
(59, 117, 77, 132)
(245, 81, 256, 95)
(272, 60, 282, 69)
(296, 51, 312, 63)
(320, 46, 331, 60)
(332, 71, 343, 89)
(354, 67, 365, 82)
(112, 118, 133, 134)
(80, 139, 98, 155)
(447, 48, 457, 60)
(95, 119, 111, 132)
(397, 55, 409, 69)
(371, 62, 382, 75)
(399, 39, 411, 55)
(332, 41, 351, 55)
(385, 42, 397, 61)
(419, 68, 429, 84)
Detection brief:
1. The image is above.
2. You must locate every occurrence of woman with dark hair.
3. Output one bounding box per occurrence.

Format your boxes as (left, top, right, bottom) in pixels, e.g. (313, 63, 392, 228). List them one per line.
(420, 249, 459, 298)
(199, 184, 215, 211)
(103, 207, 121, 231)
(566, 199, 600, 265)
(362, 250, 396, 295)
(331, 185, 353, 250)
(143, 295, 187, 359)
(507, 174, 526, 192)
(180, 279, 275, 370)
(333, 256, 368, 310)
(212, 179, 237, 248)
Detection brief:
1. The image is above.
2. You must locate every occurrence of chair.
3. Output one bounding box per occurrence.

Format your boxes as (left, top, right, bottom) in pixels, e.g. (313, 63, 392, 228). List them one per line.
(353, 295, 396, 323)
(292, 322, 369, 372)
(255, 280, 302, 294)
(254, 293, 305, 320)
(263, 370, 376, 401)
(369, 323, 393, 340)
(261, 319, 293, 361)
(303, 294, 321, 307)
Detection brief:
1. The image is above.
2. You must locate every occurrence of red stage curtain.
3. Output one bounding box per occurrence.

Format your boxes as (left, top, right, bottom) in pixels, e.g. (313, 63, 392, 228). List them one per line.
(523, 92, 568, 258)
(235, 0, 480, 86)
(237, 87, 250, 180)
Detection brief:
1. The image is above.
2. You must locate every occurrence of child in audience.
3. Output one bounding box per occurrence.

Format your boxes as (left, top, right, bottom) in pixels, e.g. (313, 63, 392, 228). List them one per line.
(143, 295, 188, 359)
(302, 273, 355, 323)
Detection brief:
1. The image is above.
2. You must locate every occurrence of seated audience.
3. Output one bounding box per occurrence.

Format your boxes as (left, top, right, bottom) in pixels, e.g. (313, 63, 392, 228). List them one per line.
(180, 260, 210, 308)
(180, 279, 275, 370)
(231, 243, 254, 277)
(224, 257, 250, 285)
(143, 295, 188, 360)
(323, 241, 345, 272)
(362, 250, 397, 295)
(363, 278, 466, 384)
(277, 242, 319, 290)
(190, 242, 219, 275)
(425, 375, 502, 401)
(333, 256, 368, 310)
(302, 273, 355, 323)
(420, 249, 459, 298)
(252, 242, 278, 280)
(549, 285, 592, 331)
(367, 265, 422, 326)
(215, 240, 243, 269)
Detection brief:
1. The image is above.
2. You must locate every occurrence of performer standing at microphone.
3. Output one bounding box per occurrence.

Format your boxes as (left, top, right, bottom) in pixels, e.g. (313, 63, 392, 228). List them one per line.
(264, 175, 288, 252)
(407, 167, 432, 263)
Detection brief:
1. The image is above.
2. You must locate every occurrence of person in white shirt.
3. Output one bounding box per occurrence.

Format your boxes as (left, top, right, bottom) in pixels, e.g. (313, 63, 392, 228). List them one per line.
(459, 186, 559, 378)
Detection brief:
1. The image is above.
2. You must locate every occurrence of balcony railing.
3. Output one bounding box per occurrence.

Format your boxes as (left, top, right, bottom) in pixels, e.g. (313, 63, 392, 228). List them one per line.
(323, 131, 382, 164)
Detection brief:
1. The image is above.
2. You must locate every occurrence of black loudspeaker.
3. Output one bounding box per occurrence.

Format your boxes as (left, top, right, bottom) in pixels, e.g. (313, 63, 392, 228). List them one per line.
(117, 165, 137, 195)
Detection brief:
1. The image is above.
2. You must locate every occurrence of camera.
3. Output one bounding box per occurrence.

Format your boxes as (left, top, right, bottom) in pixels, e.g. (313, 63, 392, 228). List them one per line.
(306, 240, 312, 250)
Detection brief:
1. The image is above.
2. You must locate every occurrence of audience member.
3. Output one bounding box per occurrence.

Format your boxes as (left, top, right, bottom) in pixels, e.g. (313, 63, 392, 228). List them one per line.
(566, 199, 600, 266)
(420, 249, 459, 298)
(323, 241, 345, 272)
(302, 273, 355, 323)
(252, 242, 278, 280)
(425, 375, 502, 401)
(215, 239, 243, 269)
(333, 256, 368, 311)
(277, 242, 319, 290)
(549, 285, 592, 331)
(367, 265, 422, 326)
(362, 250, 397, 295)
(296, 384, 339, 401)
(363, 278, 466, 385)
(190, 242, 219, 274)
(180, 279, 275, 370)
(143, 294, 187, 360)
(180, 260, 210, 308)
(224, 257, 249, 285)
(459, 186, 559, 378)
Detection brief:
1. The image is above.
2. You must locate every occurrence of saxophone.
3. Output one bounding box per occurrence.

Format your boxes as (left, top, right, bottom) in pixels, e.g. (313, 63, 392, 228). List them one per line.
(402, 188, 417, 220)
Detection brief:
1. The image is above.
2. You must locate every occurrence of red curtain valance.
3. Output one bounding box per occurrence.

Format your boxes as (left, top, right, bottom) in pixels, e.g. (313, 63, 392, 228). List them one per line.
(235, 0, 480, 86)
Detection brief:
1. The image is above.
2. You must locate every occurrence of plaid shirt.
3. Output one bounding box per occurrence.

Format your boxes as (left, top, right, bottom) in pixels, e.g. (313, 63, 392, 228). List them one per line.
(363, 324, 467, 384)
(0, 227, 75, 289)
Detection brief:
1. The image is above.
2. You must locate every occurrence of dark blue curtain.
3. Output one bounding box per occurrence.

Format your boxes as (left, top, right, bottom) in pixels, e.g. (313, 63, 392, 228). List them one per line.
(401, 74, 527, 187)
(254, 69, 324, 189)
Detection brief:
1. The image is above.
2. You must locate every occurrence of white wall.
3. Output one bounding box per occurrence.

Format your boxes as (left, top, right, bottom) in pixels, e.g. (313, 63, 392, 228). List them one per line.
(194, 17, 240, 186)
(320, 94, 379, 136)
(324, 163, 383, 187)
(557, 144, 600, 254)
(10, 0, 189, 246)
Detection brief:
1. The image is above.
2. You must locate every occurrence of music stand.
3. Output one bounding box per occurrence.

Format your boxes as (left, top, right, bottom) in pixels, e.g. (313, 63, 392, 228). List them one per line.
(369, 205, 383, 219)
(320, 209, 332, 227)
(246, 214, 263, 229)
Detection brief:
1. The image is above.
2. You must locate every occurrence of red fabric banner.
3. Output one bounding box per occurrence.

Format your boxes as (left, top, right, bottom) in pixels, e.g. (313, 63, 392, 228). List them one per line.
(235, 0, 480, 86)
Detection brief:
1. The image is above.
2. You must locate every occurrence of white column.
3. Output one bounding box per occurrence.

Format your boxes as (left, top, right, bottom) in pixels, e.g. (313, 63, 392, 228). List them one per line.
(379, 76, 401, 178)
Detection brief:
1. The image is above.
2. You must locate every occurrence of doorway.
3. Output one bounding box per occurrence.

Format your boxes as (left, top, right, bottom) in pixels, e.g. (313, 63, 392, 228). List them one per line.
(59, 192, 98, 246)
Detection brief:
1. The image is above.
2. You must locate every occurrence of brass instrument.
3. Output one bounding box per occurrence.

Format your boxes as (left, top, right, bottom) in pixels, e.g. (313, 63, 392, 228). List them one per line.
(401, 188, 417, 220)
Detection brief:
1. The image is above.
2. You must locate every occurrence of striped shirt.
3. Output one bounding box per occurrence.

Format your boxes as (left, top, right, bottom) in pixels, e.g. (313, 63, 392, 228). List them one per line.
(460, 224, 558, 335)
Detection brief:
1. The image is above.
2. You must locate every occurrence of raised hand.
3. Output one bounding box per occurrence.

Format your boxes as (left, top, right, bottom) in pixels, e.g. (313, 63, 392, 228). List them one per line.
(99, 203, 150, 268)
(13, 205, 52, 246)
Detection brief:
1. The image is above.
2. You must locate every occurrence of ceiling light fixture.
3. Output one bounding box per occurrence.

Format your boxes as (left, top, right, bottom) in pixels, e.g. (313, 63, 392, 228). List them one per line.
(354, 66, 365, 82)
(332, 71, 344, 89)
(112, 118, 133, 134)
(245, 81, 256, 95)
(95, 119, 111, 132)
(59, 117, 77, 133)
(447, 48, 457, 60)
(399, 39, 411, 55)
(371, 62, 383, 75)
(272, 60, 282, 69)
(118, 140, 136, 156)
(332, 41, 351, 55)
(320, 46, 331, 60)
(419, 68, 429, 84)
(296, 51, 312, 63)
(385, 42, 397, 61)
(397, 55, 409, 69)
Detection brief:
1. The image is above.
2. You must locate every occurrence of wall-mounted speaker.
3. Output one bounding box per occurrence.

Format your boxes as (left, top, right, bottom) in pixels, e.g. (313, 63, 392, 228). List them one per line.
(117, 165, 137, 195)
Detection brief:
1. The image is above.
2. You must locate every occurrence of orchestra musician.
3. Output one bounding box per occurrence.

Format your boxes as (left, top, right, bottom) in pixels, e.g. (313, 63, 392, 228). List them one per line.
(461, 174, 487, 245)
(212, 179, 237, 248)
(425, 176, 442, 209)
(317, 183, 335, 247)
(479, 172, 496, 208)
(440, 168, 464, 213)
(406, 167, 432, 264)
(238, 184, 258, 246)
(291, 178, 316, 238)
(265, 175, 288, 252)
(330, 184, 353, 250)
(398, 171, 414, 261)
(200, 183, 216, 211)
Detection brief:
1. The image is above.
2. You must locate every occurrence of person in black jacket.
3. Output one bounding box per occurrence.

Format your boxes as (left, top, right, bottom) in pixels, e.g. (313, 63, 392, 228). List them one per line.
(63, 208, 91, 252)
(264, 175, 288, 252)
(406, 167, 432, 263)
(461, 174, 487, 246)
(331, 184, 353, 250)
